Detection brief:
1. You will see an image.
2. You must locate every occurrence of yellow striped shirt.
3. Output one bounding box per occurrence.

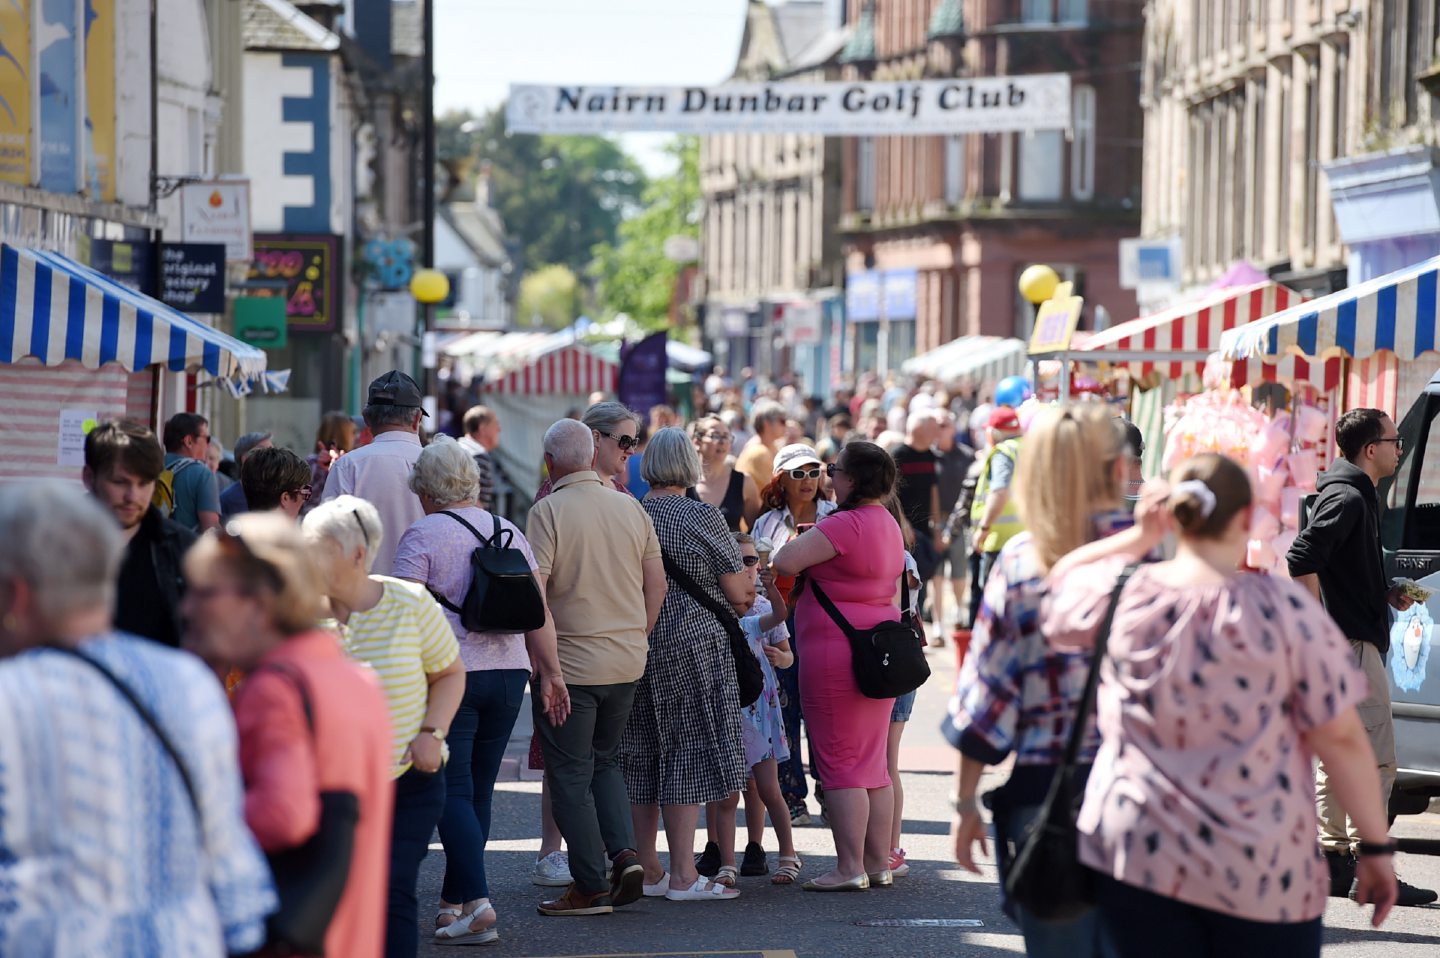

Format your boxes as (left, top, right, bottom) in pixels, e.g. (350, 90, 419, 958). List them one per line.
(341, 577, 460, 777)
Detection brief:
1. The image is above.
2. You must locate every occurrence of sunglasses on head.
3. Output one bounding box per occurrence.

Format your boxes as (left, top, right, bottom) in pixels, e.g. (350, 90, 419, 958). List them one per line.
(597, 429, 640, 452)
(784, 466, 822, 480)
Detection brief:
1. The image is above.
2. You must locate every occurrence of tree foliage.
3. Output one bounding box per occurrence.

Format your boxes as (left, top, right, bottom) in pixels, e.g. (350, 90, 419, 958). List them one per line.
(437, 108, 647, 276)
(517, 264, 584, 330)
(589, 137, 701, 333)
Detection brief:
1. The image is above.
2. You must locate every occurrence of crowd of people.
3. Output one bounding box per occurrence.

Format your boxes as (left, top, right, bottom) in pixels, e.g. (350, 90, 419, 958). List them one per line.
(0, 362, 1426, 958)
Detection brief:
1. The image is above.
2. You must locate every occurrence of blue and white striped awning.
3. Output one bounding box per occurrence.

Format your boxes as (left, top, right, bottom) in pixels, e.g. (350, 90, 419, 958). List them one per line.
(0, 244, 266, 381)
(1220, 254, 1440, 362)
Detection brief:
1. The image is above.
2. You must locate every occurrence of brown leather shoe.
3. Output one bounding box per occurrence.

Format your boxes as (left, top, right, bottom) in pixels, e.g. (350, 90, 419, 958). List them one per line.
(610, 850, 645, 907)
(537, 884, 614, 917)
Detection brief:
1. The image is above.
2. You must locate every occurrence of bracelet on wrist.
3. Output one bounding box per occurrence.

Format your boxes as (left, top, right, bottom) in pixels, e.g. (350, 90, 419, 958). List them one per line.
(1357, 839, 1398, 857)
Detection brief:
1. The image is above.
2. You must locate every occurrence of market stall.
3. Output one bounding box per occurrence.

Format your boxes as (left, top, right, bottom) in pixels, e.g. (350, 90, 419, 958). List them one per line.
(0, 244, 267, 482)
(901, 335, 1028, 391)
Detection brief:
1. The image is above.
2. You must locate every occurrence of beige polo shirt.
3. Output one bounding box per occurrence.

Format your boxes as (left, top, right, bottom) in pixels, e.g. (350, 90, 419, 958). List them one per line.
(527, 471, 662, 686)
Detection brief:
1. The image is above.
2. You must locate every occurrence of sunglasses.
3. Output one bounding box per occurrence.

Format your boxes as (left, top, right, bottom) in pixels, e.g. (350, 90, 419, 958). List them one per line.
(215, 522, 285, 592)
(700, 432, 731, 443)
(598, 429, 640, 452)
(352, 508, 372, 549)
(826, 463, 845, 478)
(784, 467, 822, 480)
(741, 555, 761, 567)
(290, 484, 314, 502)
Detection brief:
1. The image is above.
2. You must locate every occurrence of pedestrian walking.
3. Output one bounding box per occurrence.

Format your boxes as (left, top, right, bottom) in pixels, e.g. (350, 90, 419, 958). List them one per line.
(1285, 408, 1437, 905)
(752, 444, 838, 826)
(303, 496, 465, 958)
(82, 419, 196, 648)
(1044, 453, 1399, 956)
(690, 414, 762, 531)
(628, 426, 754, 902)
(970, 405, 1025, 596)
(219, 430, 275, 518)
(0, 483, 275, 957)
(456, 405, 503, 512)
(882, 496, 922, 881)
(308, 412, 357, 503)
(772, 440, 905, 892)
(184, 511, 393, 958)
(240, 446, 314, 519)
(317, 370, 428, 575)
(161, 411, 221, 532)
(947, 404, 1132, 955)
(934, 409, 975, 642)
(525, 418, 667, 916)
(391, 437, 569, 944)
(735, 399, 789, 493)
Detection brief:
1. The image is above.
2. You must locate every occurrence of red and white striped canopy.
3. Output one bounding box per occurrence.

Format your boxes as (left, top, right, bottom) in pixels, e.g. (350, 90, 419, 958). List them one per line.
(1230, 353, 1344, 393)
(483, 343, 617, 396)
(1077, 282, 1301, 380)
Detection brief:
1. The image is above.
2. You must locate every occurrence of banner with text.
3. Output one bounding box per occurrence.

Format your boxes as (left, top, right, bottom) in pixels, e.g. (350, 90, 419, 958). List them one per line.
(507, 76, 1071, 136)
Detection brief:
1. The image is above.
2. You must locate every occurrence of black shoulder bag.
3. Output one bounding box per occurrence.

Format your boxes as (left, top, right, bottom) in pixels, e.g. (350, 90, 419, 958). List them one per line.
(660, 549, 764, 708)
(809, 574, 930, 699)
(1004, 563, 1137, 922)
(253, 664, 360, 957)
(429, 510, 546, 633)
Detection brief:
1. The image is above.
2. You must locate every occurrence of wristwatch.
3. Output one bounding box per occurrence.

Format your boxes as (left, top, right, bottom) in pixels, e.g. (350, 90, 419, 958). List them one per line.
(420, 725, 446, 742)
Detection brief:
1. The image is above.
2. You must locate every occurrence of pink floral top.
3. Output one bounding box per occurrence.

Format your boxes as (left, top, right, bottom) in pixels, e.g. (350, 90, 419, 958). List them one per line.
(1043, 561, 1365, 923)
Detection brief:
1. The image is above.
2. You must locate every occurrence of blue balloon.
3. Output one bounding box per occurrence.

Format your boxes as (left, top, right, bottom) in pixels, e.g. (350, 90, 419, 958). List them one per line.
(995, 375, 1033, 409)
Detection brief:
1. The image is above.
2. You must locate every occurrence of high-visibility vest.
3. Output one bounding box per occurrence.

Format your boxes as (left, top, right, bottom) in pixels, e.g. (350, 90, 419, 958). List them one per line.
(970, 437, 1024, 553)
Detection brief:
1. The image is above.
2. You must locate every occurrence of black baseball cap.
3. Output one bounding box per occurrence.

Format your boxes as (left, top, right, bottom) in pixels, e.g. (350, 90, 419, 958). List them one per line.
(367, 370, 428, 416)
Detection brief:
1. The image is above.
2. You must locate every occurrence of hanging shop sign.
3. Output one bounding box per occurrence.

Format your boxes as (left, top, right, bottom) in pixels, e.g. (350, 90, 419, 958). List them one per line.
(181, 180, 252, 262)
(243, 234, 341, 331)
(159, 243, 226, 313)
(233, 296, 288, 350)
(508, 75, 1072, 136)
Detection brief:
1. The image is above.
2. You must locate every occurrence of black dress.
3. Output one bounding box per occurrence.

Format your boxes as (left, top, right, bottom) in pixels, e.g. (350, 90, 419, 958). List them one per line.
(688, 470, 748, 531)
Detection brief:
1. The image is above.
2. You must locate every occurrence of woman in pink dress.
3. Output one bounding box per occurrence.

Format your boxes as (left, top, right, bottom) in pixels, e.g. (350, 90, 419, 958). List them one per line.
(773, 440, 904, 892)
(1044, 454, 1398, 955)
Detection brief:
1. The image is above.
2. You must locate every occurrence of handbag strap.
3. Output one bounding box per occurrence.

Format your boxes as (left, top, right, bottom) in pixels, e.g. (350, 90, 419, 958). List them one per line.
(45, 644, 201, 818)
(441, 508, 513, 550)
(1058, 563, 1139, 771)
(659, 548, 744, 640)
(809, 570, 913, 643)
(254, 662, 317, 735)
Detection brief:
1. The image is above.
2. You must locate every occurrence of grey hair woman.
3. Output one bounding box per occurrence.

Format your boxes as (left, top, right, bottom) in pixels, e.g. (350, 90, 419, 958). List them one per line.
(535, 401, 641, 501)
(625, 426, 755, 901)
(394, 437, 569, 944)
(0, 482, 274, 955)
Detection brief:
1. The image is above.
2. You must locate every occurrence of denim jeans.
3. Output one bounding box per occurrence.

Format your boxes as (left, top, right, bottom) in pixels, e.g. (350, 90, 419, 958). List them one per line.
(776, 609, 822, 811)
(1096, 874, 1321, 958)
(996, 803, 1112, 958)
(386, 766, 447, 958)
(437, 668, 529, 903)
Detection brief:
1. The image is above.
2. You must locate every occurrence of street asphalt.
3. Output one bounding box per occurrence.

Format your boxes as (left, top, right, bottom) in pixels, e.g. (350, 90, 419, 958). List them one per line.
(414, 641, 1440, 957)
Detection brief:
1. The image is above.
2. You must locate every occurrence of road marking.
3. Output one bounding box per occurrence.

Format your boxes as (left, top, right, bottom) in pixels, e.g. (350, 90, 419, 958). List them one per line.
(518, 952, 797, 958)
(854, 918, 985, 927)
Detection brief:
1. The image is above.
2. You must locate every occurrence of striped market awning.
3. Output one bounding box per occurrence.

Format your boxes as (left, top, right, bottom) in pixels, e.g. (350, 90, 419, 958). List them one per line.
(1230, 353, 1344, 393)
(0, 244, 266, 381)
(447, 329, 618, 396)
(1077, 282, 1300, 380)
(901, 335, 1027, 385)
(1220, 254, 1440, 363)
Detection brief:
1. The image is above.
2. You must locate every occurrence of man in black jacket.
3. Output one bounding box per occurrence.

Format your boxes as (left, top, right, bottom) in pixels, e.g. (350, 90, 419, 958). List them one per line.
(1287, 407, 1435, 906)
(82, 420, 197, 648)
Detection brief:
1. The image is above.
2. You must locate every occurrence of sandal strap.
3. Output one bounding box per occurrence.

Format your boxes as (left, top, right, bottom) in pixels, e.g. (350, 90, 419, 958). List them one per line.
(436, 908, 463, 918)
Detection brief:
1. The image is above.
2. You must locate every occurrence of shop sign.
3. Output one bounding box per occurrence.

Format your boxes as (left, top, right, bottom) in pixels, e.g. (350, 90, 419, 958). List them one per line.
(181, 180, 252, 261)
(782, 301, 824, 346)
(159, 243, 226, 313)
(233, 296, 288, 350)
(509, 76, 1072, 136)
(1028, 281, 1085, 354)
(244, 234, 341, 331)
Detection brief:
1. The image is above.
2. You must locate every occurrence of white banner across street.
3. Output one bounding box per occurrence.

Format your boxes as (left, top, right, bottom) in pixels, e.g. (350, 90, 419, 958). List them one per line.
(506, 75, 1072, 136)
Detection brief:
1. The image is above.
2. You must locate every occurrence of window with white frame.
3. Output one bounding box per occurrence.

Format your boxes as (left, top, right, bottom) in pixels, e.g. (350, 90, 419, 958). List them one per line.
(1018, 130, 1064, 202)
(1071, 85, 1096, 201)
(857, 137, 876, 211)
(944, 135, 965, 204)
(1022, 0, 1088, 23)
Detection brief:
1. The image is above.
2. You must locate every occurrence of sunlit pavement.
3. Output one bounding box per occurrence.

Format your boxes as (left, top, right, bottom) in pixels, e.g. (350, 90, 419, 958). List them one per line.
(414, 634, 1440, 957)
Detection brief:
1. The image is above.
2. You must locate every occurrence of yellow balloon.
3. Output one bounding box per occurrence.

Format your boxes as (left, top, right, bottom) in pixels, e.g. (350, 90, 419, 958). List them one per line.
(1018, 264, 1060, 305)
(410, 269, 451, 305)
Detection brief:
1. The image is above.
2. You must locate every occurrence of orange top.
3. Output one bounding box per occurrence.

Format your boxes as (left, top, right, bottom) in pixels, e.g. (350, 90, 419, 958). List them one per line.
(233, 630, 394, 958)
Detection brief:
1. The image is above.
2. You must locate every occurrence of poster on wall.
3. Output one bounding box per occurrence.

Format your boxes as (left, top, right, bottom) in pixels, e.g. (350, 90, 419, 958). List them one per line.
(244, 234, 341, 332)
(0, 0, 29, 185)
(38, 0, 78, 192)
(85, 0, 116, 201)
(57, 409, 98, 467)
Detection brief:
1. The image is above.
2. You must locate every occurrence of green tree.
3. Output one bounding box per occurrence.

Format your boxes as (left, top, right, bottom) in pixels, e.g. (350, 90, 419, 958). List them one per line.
(589, 137, 700, 332)
(436, 108, 647, 275)
(517, 264, 584, 330)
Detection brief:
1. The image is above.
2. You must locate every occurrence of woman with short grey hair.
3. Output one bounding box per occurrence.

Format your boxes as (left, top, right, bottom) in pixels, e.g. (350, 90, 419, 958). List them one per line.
(0, 482, 275, 955)
(625, 427, 754, 901)
(536, 401, 642, 501)
(394, 437, 569, 944)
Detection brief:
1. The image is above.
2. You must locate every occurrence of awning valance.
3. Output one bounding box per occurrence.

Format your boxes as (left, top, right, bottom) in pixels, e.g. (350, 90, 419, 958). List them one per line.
(902, 335, 1027, 384)
(1220, 254, 1440, 362)
(0, 245, 266, 381)
(1078, 282, 1300, 379)
(446, 329, 618, 396)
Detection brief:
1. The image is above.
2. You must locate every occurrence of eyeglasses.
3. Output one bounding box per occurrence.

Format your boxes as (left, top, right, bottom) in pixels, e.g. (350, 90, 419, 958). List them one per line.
(741, 555, 761, 567)
(700, 432, 731, 443)
(289, 484, 313, 502)
(1374, 436, 1404, 451)
(597, 429, 640, 452)
(785, 467, 822, 480)
(214, 522, 285, 592)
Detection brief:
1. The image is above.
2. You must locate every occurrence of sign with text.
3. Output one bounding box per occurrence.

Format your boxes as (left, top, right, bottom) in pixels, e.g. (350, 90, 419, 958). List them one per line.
(160, 243, 226, 313)
(181, 181, 253, 261)
(1027, 281, 1085, 355)
(508, 76, 1071, 136)
(244, 234, 341, 331)
(233, 297, 288, 350)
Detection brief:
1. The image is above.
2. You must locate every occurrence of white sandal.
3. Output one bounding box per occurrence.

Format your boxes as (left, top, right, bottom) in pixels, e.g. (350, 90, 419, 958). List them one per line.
(643, 871, 671, 897)
(665, 876, 741, 901)
(434, 902, 499, 945)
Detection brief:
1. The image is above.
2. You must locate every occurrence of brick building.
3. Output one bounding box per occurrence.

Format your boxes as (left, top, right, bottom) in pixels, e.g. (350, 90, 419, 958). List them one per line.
(839, 0, 1143, 373)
